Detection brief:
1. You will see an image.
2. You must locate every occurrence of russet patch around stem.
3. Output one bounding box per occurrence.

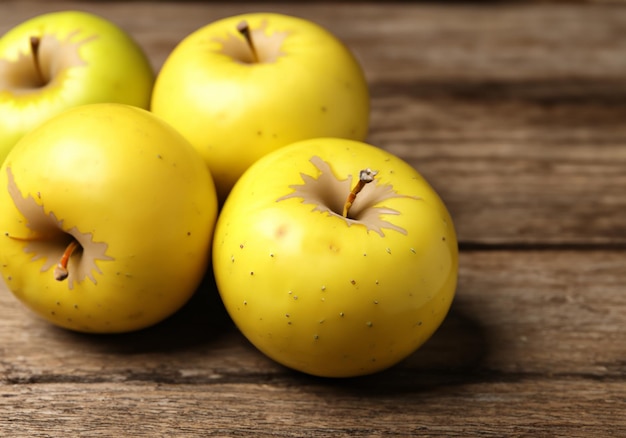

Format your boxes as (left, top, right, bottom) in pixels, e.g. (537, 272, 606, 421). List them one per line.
(276, 156, 418, 237)
(5, 167, 113, 289)
(0, 31, 97, 95)
(212, 20, 289, 64)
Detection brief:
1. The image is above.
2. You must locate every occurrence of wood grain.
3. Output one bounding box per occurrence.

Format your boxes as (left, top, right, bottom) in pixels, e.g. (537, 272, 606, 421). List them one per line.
(2, 1, 625, 245)
(1, 1, 625, 437)
(1, 251, 625, 436)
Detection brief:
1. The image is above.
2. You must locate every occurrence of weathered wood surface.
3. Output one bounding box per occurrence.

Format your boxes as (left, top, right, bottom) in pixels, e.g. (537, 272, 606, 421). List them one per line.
(1, 1, 625, 437)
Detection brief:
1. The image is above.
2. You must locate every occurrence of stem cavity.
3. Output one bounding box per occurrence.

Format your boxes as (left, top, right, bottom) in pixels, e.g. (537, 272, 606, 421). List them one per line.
(237, 20, 259, 63)
(343, 168, 378, 218)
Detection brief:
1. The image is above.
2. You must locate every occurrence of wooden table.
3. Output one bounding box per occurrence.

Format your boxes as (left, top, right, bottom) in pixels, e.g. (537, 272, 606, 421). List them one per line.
(1, 1, 625, 436)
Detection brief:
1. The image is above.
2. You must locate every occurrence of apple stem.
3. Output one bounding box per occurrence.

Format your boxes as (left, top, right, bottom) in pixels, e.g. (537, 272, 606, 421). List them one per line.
(237, 20, 259, 63)
(53, 240, 80, 282)
(29, 36, 46, 86)
(343, 168, 378, 218)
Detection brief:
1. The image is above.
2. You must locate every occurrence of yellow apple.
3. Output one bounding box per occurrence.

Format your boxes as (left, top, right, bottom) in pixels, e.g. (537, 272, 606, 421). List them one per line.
(0, 103, 217, 333)
(0, 10, 155, 164)
(151, 12, 370, 201)
(213, 138, 458, 377)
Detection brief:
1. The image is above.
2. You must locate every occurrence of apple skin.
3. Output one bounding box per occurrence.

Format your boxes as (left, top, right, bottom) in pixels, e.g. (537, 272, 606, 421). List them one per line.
(212, 138, 458, 377)
(0, 103, 217, 333)
(151, 12, 370, 201)
(0, 10, 155, 164)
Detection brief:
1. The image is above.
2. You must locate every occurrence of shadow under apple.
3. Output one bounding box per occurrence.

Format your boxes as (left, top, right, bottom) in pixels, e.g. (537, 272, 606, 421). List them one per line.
(45, 268, 236, 355)
(287, 295, 492, 395)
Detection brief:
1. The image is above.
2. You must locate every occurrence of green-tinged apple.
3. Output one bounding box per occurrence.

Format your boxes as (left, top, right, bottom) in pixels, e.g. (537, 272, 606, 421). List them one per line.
(212, 138, 458, 377)
(0, 10, 155, 164)
(0, 103, 217, 333)
(151, 12, 370, 201)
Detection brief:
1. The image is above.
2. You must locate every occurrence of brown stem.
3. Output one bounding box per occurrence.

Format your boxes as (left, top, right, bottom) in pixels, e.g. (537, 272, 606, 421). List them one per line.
(342, 168, 378, 218)
(54, 240, 79, 282)
(30, 36, 46, 86)
(237, 20, 259, 63)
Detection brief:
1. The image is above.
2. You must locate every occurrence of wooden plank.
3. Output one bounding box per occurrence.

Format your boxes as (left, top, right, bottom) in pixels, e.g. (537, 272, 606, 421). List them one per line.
(1, 250, 624, 436)
(2, 2, 626, 245)
(367, 61, 626, 245)
(355, 2, 626, 245)
(0, 379, 624, 437)
(2, 250, 625, 380)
